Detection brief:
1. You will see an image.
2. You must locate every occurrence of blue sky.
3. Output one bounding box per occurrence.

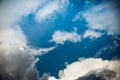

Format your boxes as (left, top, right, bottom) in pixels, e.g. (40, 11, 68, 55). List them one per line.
(0, 0, 120, 80)
(18, 0, 120, 78)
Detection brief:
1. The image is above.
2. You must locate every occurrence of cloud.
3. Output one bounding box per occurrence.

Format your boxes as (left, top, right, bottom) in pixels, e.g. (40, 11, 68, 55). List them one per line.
(72, 12, 83, 22)
(0, 43, 39, 80)
(77, 69, 116, 80)
(48, 76, 57, 80)
(0, 0, 41, 28)
(83, 29, 103, 39)
(95, 40, 119, 57)
(50, 30, 81, 44)
(83, 0, 120, 36)
(31, 46, 57, 56)
(39, 73, 50, 80)
(48, 58, 120, 80)
(0, 0, 56, 80)
(35, 0, 69, 23)
(73, 0, 120, 36)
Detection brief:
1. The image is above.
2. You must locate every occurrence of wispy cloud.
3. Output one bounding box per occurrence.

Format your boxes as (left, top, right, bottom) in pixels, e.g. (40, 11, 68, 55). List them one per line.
(95, 40, 119, 57)
(35, 0, 69, 23)
(31, 46, 56, 56)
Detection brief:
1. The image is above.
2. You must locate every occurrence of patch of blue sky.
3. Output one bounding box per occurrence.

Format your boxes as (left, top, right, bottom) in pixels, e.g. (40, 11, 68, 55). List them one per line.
(19, 0, 87, 48)
(35, 34, 115, 78)
(19, 13, 56, 48)
(18, 0, 119, 78)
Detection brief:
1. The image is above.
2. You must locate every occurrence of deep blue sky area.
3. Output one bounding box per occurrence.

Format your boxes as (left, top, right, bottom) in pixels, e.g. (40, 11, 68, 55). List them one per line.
(19, 0, 120, 78)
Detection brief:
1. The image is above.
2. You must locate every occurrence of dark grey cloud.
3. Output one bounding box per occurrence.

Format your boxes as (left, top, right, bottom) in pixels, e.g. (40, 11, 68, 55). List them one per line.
(0, 47, 39, 80)
(77, 69, 116, 80)
(0, 73, 14, 80)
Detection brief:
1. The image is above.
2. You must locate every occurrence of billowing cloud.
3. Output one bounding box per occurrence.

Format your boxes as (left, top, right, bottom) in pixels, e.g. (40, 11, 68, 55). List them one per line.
(35, 0, 69, 23)
(83, 29, 103, 39)
(0, 0, 56, 80)
(50, 30, 81, 44)
(48, 58, 120, 80)
(73, 0, 120, 36)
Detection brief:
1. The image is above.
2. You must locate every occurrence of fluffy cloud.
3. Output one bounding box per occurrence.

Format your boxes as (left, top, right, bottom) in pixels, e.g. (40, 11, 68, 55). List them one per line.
(0, 0, 55, 80)
(73, 0, 120, 36)
(35, 0, 69, 23)
(48, 58, 120, 80)
(50, 30, 81, 44)
(83, 29, 103, 39)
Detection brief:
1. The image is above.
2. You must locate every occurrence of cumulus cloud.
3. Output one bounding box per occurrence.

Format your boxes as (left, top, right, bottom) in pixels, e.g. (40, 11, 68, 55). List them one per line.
(73, 0, 120, 36)
(35, 0, 69, 23)
(0, 0, 56, 80)
(48, 58, 120, 80)
(83, 29, 103, 39)
(50, 30, 81, 44)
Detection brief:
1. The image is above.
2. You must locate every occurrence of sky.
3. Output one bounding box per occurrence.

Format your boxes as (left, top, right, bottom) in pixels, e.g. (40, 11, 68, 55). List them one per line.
(0, 0, 120, 80)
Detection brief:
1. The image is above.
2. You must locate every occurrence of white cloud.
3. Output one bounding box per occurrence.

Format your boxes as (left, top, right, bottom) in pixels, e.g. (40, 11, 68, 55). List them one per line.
(0, 0, 41, 28)
(48, 58, 120, 80)
(82, 1, 120, 35)
(50, 30, 81, 44)
(48, 76, 57, 80)
(0, 0, 56, 80)
(35, 1, 59, 22)
(31, 46, 56, 56)
(73, 0, 120, 36)
(83, 29, 103, 39)
(35, 0, 69, 23)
